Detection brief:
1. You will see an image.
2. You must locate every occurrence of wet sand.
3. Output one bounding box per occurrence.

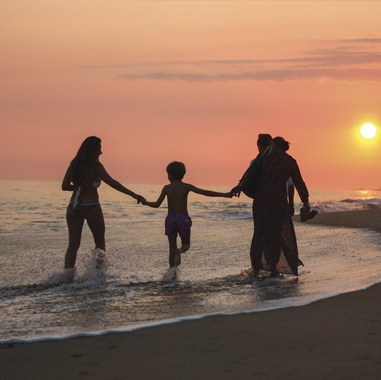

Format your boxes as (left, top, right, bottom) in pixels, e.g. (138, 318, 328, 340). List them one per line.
(1, 210, 381, 380)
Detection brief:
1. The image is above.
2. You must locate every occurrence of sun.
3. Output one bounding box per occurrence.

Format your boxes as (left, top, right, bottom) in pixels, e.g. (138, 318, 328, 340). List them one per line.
(360, 123, 377, 139)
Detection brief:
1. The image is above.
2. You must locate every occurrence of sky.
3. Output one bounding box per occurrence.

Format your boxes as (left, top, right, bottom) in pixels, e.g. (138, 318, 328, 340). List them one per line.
(1, 1, 381, 190)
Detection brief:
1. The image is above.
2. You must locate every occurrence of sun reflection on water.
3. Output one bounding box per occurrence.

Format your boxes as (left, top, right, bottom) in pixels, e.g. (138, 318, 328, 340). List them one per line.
(356, 190, 376, 200)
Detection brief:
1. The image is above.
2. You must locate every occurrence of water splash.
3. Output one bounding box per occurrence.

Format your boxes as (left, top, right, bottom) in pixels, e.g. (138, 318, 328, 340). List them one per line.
(240, 268, 287, 283)
(43, 249, 109, 286)
(160, 267, 180, 282)
(44, 268, 76, 286)
(79, 248, 109, 282)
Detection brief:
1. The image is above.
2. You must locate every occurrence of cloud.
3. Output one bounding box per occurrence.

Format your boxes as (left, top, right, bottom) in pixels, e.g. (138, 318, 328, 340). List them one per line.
(335, 37, 381, 44)
(104, 37, 381, 83)
(120, 68, 381, 83)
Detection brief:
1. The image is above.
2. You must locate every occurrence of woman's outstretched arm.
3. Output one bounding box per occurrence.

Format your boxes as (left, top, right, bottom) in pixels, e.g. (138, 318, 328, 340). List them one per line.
(96, 163, 143, 202)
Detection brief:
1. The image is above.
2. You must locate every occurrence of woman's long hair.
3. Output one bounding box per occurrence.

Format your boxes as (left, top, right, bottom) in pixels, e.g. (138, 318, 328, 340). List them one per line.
(70, 136, 101, 185)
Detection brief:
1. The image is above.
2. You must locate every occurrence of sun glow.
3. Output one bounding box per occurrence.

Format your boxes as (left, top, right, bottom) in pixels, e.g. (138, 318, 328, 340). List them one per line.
(357, 190, 375, 200)
(360, 123, 377, 139)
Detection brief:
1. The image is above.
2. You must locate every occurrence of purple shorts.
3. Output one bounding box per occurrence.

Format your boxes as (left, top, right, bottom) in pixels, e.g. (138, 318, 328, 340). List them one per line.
(165, 212, 192, 238)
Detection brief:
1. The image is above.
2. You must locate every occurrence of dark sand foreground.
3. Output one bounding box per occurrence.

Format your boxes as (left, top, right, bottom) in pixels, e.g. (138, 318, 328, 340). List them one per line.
(1, 210, 381, 380)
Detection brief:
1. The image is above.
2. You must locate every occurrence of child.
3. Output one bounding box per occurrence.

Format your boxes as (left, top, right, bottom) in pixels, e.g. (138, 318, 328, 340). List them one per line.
(141, 161, 233, 268)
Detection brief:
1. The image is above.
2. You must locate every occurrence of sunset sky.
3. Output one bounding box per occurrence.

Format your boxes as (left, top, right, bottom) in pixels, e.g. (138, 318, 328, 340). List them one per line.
(1, 1, 381, 190)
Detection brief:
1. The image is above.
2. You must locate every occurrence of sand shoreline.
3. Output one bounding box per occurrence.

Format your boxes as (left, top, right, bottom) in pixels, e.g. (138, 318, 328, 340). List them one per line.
(1, 210, 381, 379)
(293, 208, 381, 233)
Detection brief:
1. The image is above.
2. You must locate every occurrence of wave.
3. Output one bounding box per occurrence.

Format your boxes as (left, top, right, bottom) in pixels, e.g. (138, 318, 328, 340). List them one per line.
(312, 198, 381, 213)
(192, 197, 381, 220)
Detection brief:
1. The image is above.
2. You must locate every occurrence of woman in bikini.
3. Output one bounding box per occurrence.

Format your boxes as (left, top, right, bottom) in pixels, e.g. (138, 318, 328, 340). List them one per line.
(62, 136, 143, 268)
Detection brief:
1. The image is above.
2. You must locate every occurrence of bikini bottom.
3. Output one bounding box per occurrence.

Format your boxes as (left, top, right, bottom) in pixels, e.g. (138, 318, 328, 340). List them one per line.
(68, 202, 101, 219)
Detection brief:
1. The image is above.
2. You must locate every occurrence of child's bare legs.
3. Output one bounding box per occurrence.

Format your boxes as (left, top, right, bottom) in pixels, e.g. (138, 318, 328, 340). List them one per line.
(168, 236, 178, 268)
(174, 250, 181, 267)
(177, 236, 190, 254)
(168, 236, 191, 268)
(174, 236, 190, 266)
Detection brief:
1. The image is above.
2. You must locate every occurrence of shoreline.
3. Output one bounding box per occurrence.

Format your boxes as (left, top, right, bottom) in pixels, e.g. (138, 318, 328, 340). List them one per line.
(292, 208, 381, 233)
(2, 282, 381, 379)
(1, 209, 381, 379)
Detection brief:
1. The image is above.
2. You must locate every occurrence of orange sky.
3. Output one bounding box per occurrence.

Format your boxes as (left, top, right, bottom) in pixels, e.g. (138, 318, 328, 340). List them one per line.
(1, 1, 381, 190)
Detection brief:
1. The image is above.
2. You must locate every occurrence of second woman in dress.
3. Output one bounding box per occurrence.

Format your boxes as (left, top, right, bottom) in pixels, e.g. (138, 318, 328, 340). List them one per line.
(232, 134, 310, 276)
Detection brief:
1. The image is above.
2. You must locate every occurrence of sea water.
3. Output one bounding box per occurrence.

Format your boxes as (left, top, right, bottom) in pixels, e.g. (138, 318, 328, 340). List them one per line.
(0, 180, 381, 342)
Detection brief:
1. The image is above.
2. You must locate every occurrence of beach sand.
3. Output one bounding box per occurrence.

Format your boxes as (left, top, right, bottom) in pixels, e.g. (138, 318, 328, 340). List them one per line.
(295, 208, 381, 233)
(1, 210, 381, 379)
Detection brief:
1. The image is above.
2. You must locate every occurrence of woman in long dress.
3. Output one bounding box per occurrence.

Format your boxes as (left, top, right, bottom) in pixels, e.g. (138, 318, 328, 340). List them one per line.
(62, 136, 143, 269)
(232, 134, 310, 276)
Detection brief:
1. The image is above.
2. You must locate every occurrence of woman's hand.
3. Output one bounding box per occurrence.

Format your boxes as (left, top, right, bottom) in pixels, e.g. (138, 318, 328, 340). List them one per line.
(135, 194, 145, 204)
(231, 185, 241, 197)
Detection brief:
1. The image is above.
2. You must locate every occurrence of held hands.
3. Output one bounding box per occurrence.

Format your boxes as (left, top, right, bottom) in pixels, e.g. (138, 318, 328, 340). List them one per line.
(135, 194, 146, 204)
(230, 185, 241, 198)
(225, 189, 240, 198)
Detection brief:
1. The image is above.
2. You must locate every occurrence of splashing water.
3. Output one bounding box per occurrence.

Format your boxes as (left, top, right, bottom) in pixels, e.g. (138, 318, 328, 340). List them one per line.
(80, 248, 109, 282)
(44, 268, 76, 286)
(160, 267, 180, 282)
(43, 249, 109, 286)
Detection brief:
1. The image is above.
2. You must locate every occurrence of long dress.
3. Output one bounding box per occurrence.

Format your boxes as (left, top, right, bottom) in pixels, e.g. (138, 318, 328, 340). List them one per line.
(250, 148, 309, 275)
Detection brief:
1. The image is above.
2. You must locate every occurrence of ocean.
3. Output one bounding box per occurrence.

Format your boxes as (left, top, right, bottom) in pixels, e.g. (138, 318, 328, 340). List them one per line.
(1, 180, 381, 343)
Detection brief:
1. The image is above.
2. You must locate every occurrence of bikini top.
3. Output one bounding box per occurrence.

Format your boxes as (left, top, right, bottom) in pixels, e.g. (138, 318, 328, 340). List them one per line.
(88, 179, 101, 188)
(73, 178, 101, 209)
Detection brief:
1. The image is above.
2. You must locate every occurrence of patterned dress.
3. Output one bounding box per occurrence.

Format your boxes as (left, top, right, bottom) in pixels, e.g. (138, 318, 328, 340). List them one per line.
(250, 148, 309, 275)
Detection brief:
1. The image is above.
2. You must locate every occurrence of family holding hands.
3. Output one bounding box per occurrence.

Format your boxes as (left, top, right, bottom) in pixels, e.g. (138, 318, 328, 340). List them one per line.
(62, 135, 314, 277)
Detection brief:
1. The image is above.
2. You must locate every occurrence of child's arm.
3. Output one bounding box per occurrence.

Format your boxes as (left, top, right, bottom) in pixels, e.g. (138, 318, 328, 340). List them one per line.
(141, 186, 167, 208)
(188, 185, 232, 198)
